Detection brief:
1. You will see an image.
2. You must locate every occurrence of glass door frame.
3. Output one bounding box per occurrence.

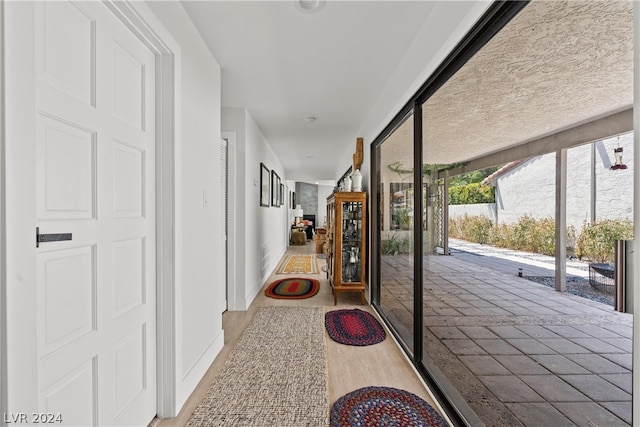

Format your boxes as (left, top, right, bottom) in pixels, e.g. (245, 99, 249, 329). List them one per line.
(370, 2, 530, 425)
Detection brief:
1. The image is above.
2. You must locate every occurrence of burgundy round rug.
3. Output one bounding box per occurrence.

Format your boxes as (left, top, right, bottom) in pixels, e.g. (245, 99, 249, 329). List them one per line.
(265, 277, 319, 299)
(330, 386, 446, 427)
(325, 308, 386, 346)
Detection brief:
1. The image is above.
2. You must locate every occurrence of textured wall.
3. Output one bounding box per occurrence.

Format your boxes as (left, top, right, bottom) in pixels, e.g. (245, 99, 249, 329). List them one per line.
(296, 182, 319, 221)
(494, 134, 634, 231)
(497, 154, 557, 225)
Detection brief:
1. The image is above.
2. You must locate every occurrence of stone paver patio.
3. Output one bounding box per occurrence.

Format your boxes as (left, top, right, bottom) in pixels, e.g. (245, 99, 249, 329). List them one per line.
(378, 241, 632, 426)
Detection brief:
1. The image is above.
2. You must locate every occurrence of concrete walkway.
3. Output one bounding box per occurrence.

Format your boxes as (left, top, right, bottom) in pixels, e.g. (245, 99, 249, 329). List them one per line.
(378, 240, 632, 426)
(448, 238, 591, 279)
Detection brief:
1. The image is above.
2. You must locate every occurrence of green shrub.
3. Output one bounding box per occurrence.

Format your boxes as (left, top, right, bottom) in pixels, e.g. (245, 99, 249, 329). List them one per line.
(449, 214, 492, 244)
(487, 222, 510, 248)
(576, 219, 633, 263)
(514, 216, 556, 255)
(381, 233, 412, 255)
(449, 214, 578, 257)
(449, 183, 495, 205)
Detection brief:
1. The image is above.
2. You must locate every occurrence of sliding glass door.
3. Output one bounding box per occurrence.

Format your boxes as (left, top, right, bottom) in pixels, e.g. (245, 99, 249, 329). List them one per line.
(374, 112, 416, 355)
(372, 1, 634, 425)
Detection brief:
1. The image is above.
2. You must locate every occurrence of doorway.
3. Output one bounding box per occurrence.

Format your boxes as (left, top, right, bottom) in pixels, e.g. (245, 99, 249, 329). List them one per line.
(221, 132, 237, 311)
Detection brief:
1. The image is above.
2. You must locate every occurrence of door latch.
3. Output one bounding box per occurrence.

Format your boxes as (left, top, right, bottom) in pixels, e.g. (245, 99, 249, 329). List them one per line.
(36, 227, 72, 248)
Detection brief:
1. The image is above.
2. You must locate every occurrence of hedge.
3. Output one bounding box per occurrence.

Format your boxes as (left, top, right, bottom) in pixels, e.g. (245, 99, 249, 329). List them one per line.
(449, 183, 495, 205)
(448, 214, 634, 260)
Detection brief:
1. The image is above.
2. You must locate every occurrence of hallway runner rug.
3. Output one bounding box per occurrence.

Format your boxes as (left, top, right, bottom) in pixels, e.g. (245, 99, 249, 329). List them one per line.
(325, 308, 386, 346)
(186, 307, 329, 426)
(276, 254, 319, 274)
(330, 386, 446, 427)
(265, 277, 320, 299)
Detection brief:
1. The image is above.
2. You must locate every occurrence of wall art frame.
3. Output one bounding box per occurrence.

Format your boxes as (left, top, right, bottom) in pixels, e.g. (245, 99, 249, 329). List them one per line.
(271, 170, 280, 206)
(260, 163, 270, 207)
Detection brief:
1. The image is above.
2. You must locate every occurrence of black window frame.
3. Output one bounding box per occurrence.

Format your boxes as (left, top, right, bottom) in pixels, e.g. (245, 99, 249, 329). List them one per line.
(370, 2, 530, 425)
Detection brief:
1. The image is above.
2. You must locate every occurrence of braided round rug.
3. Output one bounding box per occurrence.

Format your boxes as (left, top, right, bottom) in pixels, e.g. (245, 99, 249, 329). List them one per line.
(265, 277, 320, 299)
(330, 386, 446, 427)
(325, 308, 386, 346)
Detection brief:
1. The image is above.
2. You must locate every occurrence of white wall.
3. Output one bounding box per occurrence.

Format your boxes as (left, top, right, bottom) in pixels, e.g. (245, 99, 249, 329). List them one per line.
(223, 107, 288, 310)
(566, 144, 593, 228)
(143, 1, 225, 413)
(495, 135, 634, 231)
(595, 134, 634, 221)
(496, 154, 557, 225)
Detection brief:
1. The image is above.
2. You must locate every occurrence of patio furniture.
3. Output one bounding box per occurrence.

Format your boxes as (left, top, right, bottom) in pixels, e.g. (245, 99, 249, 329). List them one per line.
(588, 262, 614, 293)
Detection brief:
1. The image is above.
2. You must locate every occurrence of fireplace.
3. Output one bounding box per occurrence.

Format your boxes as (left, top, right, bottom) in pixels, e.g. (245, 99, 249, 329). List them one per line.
(302, 214, 316, 239)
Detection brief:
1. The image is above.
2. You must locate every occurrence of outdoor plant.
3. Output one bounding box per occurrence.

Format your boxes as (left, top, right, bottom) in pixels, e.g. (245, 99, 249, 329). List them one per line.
(449, 214, 492, 244)
(394, 207, 412, 230)
(449, 214, 577, 257)
(449, 182, 495, 205)
(381, 233, 412, 255)
(487, 222, 511, 248)
(513, 215, 556, 255)
(575, 219, 633, 263)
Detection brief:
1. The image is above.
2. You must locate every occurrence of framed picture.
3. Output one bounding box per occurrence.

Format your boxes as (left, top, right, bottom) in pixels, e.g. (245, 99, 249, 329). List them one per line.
(260, 163, 270, 207)
(271, 171, 280, 206)
(279, 183, 285, 206)
(291, 191, 296, 209)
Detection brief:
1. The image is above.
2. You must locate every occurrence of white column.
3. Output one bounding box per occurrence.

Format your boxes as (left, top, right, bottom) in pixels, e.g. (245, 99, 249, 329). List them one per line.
(443, 175, 449, 255)
(555, 148, 567, 292)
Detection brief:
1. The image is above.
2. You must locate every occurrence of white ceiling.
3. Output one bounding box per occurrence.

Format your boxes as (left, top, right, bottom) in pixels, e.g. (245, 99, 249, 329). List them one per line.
(182, 0, 633, 182)
(181, 0, 439, 180)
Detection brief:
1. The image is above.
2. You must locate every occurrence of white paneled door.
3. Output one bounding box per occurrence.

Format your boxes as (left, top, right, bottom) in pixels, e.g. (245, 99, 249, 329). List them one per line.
(9, 2, 156, 425)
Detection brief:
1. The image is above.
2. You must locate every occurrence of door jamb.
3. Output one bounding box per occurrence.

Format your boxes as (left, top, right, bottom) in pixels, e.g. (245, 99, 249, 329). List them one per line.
(0, 1, 7, 424)
(221, 132, 237, 311)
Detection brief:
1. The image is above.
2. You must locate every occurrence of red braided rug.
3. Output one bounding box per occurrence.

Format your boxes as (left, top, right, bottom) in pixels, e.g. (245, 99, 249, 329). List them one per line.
(330, 386, 446, 426)
(325, 308, 386, 346)
(265, 277, 320, 299)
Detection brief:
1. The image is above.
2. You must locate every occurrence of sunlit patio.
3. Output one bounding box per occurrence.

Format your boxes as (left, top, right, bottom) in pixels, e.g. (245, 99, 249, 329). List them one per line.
(379, 247, 632, 426)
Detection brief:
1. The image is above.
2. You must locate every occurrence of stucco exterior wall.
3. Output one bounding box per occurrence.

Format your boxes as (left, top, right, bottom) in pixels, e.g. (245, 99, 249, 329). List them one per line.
(496, 154, 556, 225)
(595, 134, 634, 221)
(494, 133, 634, 231)
(566, 143, 593, 229)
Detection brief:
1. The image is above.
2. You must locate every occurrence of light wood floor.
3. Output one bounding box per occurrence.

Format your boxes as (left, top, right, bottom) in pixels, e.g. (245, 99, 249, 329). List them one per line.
(156, 241, 444, 426)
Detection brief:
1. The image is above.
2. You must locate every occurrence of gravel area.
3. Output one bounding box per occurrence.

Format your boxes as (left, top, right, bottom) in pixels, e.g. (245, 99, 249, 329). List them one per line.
(523, 275, 614, 306)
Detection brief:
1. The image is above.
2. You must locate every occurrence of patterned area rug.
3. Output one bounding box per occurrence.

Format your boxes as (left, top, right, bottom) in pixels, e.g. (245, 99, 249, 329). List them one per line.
(276, 254, 319, 274)
(265, 277, 320, 299)
(187, 307, 329, 426)
(330, 386, 446, 427)
(325, 308, 386, 346)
